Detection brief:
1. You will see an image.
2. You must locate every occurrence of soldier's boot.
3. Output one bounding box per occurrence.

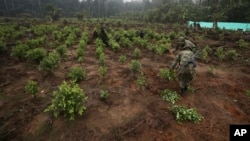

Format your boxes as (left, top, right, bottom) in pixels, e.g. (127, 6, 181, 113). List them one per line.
(180, 88, 185, 96)
(180, 87, 188, 96)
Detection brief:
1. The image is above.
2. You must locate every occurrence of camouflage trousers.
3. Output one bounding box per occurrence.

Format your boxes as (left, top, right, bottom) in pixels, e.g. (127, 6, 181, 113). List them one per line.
(177, 64, 195, 89)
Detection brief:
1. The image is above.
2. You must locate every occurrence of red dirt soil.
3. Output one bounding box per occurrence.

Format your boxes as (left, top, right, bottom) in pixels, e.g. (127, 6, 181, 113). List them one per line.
(0, 26, 250, 141)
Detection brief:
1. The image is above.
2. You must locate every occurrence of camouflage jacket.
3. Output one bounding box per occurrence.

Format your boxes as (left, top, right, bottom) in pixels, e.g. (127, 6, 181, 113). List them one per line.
(170, 50, 194, 71)
(175, 39, 197, 52)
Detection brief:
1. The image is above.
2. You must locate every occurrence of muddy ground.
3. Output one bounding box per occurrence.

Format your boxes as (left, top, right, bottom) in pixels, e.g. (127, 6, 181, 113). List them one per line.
(0, 22, 250, 141)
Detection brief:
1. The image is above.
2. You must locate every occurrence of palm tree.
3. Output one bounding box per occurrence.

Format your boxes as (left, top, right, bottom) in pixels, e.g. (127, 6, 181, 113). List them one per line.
(209, 12, 227, 29)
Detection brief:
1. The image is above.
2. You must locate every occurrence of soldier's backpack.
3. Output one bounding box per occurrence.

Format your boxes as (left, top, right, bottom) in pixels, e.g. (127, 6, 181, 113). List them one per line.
(179, 51, 198, 80)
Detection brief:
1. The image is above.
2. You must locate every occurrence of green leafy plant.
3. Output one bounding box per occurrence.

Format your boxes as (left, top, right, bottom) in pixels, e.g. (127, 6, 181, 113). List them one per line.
(77, 47, 84, 62)
(200, 49, 209, 62)
(100, 90, 109, 100)
(56, 45, 68, 58)
(68, 67, 87, 82)
(160, 89, 179, 104)
(95, 46, 104, 58)
(119, 37, 132, 48)
(238, 39, 249, 48)
(133, 48, 141, 58)
(95, 38, 106, 48)
(171, 105, 204, 123)
(136, 72, 147, 87)
(44, 81, 87, 121)
(80, 32, 89, 43)
(99, 66, 107, 78)
(39, 51, 60, 72)
(26, 47, 46, 63)
(119, 55, 127, 64)
(225, 49, 239, 60)
(11, 43, 30, 59)
(98, 52, 105, 65)
(25, 80, 38, 99)
(215, 47, 225, 61)
(168, 31, 176, 40)
(79, 40, 87, 49)
(109, 39, 120, 51)
(130, 60, 141, 73)
(203, 45, 212, 54)
(159, 68, 175, 81)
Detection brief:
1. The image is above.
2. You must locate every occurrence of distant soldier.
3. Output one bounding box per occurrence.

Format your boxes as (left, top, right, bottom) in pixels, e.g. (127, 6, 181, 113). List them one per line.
(93, 27, 109, 47)
(170, 46, 197, 95)
(174, 36, 197, 54)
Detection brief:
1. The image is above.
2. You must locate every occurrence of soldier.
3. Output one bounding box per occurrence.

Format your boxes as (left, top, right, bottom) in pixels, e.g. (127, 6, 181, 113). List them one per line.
(170, 45, 197, 95)
(174, 36, 197, 54)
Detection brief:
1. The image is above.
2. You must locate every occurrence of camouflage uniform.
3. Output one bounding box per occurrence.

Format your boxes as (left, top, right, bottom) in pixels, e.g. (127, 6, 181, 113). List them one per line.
(175, 37, 197, 53)
(170, 47, 196, 95)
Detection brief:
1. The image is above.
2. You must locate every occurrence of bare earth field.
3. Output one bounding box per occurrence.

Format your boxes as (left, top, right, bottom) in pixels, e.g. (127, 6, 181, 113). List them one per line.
(0, 22, 250, 141)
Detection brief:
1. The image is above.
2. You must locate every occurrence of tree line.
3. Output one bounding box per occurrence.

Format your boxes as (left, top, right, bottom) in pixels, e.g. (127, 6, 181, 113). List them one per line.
(0, 0, 249, 23)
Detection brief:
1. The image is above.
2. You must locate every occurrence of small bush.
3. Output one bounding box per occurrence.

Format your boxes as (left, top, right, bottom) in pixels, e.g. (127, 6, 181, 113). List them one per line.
(225, 50, 239, 60)
(159, 68, 175, 81)
(133, 48, 141, 58)
(98, 52, 105, 65)
(119, 55, 127, 64)
(26, 48, 46, 62)
(68, 67, 87, 82)
(77, 47, 84, 62)
(25, 80, 38, 99)
(44, 81, 87, 121)
(99, 66, 107, 78)
(238, 39, 249, 48)
(215, 47, 225, 61)
(100, 90, 109, 100)
(130, 60, 141, 73)
(160, 89, 179, 104)
(56, 45, 68, 58)
(171, 105, 204, 123)
(95, 46, 104, 58)
(109, 39, 120, 51)
(168, 31, 176, 40)
(39, 51, 60, 72)
(11, 43, 30, 59)
(136, 72, 147, 87)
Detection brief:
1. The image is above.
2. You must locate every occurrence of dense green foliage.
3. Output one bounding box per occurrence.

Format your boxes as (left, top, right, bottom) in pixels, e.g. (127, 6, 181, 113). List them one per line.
(39, 51, 61, 72)
(44, 81, 87, 121)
